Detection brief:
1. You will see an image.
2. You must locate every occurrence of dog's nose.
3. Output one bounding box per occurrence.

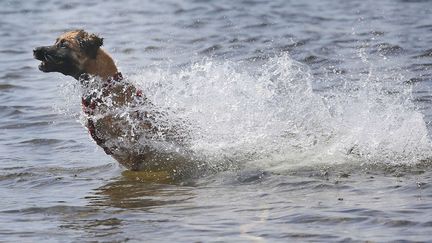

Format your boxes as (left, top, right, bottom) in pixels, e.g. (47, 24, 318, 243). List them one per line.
(33, 47, 44, 54)
(33, 46, 46, 60)
(33, 47, 41, 56)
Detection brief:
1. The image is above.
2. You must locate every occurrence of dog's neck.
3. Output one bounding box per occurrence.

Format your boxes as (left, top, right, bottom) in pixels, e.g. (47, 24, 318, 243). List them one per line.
(81, 49, 118, 80)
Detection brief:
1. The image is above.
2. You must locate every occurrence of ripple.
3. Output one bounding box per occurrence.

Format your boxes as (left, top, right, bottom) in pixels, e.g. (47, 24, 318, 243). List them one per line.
(286, 214, 369, 224)
(19, 138, 64, 146)
(184, 20, 207, 29)
(120, 48, 135, 54)
(0, 106, 35, 118)
(143, 46, 161, 52)
(273, 232, 338, 240)
(0, 121, 51, 129)
(416, 24, 432, 30)
(413, 48, 432, 58)
(0, 172, 34, 182)
(0, 50, 27, 54)
(421, 221, 432, 226)
(244, 23, 272, 29)
(188, 37, 207, 44)
(383, 219, 418, 227)
(234, 170, 269, 184)
(302, 55, 328, 64)
(199, 44, 222, 55)
(1, 205, 95, 215)
(0, 84, 21, 90)
(373, 43, 405, 55)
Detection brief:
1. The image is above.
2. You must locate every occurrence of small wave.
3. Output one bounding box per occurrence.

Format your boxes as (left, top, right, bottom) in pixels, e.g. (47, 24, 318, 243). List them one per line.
(1, 205, 94, 215)
(199, 44, 223, 55)
(413, 48, 432, 59)
(0, 121, 51, 129)
(0, 172, 34, 182)
(0, 83, 23, 90)
(19, 138, 64, 146)
(373, 43, 405, 56)
(302, 55, 329, 64)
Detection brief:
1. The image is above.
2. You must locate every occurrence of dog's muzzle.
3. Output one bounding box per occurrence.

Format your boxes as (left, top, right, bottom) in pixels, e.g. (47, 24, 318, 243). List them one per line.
(33, 46, 64, 72)
(33, 46, 46, 61)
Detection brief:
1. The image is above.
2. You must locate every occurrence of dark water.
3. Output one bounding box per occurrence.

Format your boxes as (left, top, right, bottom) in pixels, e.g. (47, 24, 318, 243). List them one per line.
(2, 0, 432, 242)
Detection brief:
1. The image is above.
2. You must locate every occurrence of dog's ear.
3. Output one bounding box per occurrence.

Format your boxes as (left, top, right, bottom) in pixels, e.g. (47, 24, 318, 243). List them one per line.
(79, 32, 104, 59)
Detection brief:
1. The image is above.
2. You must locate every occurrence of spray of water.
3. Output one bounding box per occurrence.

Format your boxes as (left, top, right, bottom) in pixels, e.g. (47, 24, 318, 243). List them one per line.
(131, 53, 432, 172)
(58, 53, 432, 173)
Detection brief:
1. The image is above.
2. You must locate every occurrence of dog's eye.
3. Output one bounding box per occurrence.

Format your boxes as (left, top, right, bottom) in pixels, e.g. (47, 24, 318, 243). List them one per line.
(59, 41, 69, 48)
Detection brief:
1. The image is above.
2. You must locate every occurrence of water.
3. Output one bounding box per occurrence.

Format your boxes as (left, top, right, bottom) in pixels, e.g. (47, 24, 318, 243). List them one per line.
(2, 0, 432, 241)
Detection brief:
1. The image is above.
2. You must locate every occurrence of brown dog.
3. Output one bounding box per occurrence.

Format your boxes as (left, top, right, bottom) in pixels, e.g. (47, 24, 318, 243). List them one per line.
(33, 30, 194, 177)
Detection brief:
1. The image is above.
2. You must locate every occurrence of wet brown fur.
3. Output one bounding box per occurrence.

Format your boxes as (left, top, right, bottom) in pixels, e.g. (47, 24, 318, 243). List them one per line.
(34, 30, 193, 177)
(57, 30, 118, 80)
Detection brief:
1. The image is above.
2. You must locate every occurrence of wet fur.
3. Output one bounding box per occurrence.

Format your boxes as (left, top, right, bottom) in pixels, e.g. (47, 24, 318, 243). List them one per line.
(34, 30, 193, 176)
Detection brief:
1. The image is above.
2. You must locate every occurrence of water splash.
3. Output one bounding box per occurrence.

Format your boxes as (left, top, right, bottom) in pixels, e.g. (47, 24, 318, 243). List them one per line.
(131, 53, 432, 172)
(57, 53, 432, 173)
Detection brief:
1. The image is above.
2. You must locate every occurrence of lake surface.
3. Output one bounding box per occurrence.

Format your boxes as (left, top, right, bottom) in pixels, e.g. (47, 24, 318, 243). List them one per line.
(1, 0, 432, 242)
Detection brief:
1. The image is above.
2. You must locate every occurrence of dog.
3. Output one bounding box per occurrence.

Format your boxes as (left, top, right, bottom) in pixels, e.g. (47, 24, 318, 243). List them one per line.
(33, 30, 195, 177)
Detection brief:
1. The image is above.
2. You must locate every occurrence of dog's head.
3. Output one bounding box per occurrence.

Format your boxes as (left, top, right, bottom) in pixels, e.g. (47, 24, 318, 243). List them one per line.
(33, 30, 104, 79)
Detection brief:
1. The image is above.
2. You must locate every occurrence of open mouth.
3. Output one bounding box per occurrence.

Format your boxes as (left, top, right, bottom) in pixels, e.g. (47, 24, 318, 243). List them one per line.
(38, 60, 52, 72)
(36, 53, 64, 72)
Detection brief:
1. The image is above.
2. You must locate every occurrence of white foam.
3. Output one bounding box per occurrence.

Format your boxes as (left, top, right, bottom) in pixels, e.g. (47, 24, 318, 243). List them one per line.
(130, 53, 432, 172)
(57, 53, 432, 173)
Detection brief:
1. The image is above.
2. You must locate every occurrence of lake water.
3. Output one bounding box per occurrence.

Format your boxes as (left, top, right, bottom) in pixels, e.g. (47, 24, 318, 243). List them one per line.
(2, 0, 432, 242)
